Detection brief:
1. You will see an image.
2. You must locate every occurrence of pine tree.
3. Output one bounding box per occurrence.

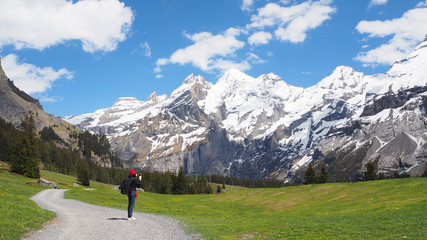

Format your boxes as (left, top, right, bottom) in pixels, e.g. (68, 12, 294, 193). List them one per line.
(160, 171, 174, 194)
(78, 161, 90, 186)
(217, 185, 221, 193)
(364, 161, 377, 181)
(11, 114, 40, 178)
(174, 167, 187, 194)
(318, 164, 328, 184)
(304, 163, 317, 185)
(205, 184, 213, 194)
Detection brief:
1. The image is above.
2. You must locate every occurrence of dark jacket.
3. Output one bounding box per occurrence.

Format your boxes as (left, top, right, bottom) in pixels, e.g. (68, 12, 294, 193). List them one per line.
(127, 176, 141, 194)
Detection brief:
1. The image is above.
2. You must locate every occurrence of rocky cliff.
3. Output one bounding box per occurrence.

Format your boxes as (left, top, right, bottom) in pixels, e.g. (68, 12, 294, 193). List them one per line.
(0, 57, 69, 132)
(0, 57, 123, 168)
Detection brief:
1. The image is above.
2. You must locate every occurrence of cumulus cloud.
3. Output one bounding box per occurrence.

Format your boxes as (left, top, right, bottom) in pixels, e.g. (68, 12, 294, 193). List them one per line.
(132, 42, 151, 57)
(0, 0, 133, 52)
(156, 0, 335, 76)
(2, 54, 73, 95)
(248, 31, 273, 45)
(246, 53, 264, 64)
(369, 0, 388, 7)
(417, 1, 427, 7)
(249, 0, 336, 43)
(155, 28, 247, 73)
(355, 7, 427, 66)
(242, 0, 255, 12)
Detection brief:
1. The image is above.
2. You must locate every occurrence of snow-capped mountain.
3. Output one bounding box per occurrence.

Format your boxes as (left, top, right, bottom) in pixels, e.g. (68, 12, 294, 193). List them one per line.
(64, 37, 427, 182)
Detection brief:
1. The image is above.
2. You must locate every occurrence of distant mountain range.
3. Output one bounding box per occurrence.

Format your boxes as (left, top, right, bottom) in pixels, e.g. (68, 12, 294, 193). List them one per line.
(59, 38, 427, 181)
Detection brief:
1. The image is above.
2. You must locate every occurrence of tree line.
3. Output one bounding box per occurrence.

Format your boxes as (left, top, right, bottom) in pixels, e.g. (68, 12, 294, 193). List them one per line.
(139, 167, 215, 194)
(206, 174, 285, 188)
(303, 160, 426, 185)
(138, 168, 285, 195)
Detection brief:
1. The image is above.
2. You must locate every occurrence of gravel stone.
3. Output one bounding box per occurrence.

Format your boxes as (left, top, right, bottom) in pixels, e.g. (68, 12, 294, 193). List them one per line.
(27, 189, 200, 240)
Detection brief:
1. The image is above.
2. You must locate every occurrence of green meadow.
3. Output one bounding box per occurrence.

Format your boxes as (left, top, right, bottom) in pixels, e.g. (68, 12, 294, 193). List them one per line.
(0, 163, 55, 240)
(1, 166, 426, 239)
(63, 171, 426, 239)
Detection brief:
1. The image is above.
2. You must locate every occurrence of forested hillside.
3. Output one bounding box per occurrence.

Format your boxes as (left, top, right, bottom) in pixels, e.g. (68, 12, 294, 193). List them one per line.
(0, 115, 127, 185)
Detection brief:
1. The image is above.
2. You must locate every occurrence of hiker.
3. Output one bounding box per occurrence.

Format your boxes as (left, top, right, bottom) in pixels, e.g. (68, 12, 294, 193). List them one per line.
(120, 169, 141, 220)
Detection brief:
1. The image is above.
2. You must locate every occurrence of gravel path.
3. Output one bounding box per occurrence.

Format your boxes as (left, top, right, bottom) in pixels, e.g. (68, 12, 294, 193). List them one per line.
(27, 189, 200, 240)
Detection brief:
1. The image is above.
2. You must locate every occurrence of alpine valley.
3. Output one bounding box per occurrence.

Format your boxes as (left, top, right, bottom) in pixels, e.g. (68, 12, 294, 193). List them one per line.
(63, 37, 427, 183)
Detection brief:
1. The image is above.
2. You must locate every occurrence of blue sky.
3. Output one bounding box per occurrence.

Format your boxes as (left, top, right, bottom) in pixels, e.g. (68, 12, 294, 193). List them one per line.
(1, 0, 427, 117)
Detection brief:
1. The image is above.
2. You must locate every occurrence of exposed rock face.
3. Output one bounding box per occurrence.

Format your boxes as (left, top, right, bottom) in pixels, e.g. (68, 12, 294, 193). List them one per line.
(0, 57, 71, 132)
(65, 39, 427, 181)
(0, 58, 121, 169)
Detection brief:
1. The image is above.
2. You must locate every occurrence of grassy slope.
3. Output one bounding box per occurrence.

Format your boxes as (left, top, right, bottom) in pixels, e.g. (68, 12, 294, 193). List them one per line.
(2, 168, 426, 239)
(0, 164, 55, 240)
(62, 174, 427, 239)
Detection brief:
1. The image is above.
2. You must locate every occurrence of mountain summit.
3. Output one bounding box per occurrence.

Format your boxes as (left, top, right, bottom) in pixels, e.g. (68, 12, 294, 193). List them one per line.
(65, 40, 427, 182)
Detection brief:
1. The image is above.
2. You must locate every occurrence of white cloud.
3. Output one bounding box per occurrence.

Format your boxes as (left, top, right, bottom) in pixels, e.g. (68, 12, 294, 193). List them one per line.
(248, 31, 273, 45)
(2, 54, 73, 95)
(39, 95, 63, 103)
(242, 0, 255, 12)
(247, 53, 264, 64)
(417, 1, 427, 7)
(156, 1, 335, 76)
(155, 28, 246, 73)
(0, 0, 133, 52)
(369, 0, 388, 7)
(355, 7, 427, 66)
(155, 58, 169, 73)
(132, 42, 151, 57)
(155, 74, 164, 79)
(249, 1, 336, 43)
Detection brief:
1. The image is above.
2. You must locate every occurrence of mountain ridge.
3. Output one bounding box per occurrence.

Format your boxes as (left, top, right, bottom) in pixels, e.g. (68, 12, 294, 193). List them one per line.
(64, 38, 427, 181)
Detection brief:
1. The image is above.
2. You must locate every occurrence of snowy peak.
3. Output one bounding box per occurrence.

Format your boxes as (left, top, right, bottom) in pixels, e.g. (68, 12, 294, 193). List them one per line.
(383, 37, 427, 93)
(182, 73, 207, 85)
(147, 92, 158, 101)
(316, 66, 364, 90)
(170, 73, 211, 100)
(259, 72, 284, 83)
(217, 68, 254, 88)
(113, 97, 140, 106)
(110, 97, 144, 114)
(147, 92, 168, 104)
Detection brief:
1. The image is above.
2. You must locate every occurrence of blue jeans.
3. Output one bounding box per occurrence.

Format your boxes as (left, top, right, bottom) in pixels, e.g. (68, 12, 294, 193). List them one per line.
(128, 190, 136, 218)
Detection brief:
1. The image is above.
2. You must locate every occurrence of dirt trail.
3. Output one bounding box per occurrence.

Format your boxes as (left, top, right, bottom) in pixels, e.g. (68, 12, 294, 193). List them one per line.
(26, 189, 198, 240)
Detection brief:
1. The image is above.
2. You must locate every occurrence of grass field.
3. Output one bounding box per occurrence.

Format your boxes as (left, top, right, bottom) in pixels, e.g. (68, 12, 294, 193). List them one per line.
(0, 163, 55, 240)
(62, 174, 427, 239)
(1, 167, 426, 239)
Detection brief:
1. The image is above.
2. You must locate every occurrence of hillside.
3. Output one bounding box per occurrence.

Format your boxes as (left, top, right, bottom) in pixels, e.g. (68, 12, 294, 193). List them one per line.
(65, 38, 427, 182)
(0, 57, 76, 141)
(0, 57, 124, 170)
